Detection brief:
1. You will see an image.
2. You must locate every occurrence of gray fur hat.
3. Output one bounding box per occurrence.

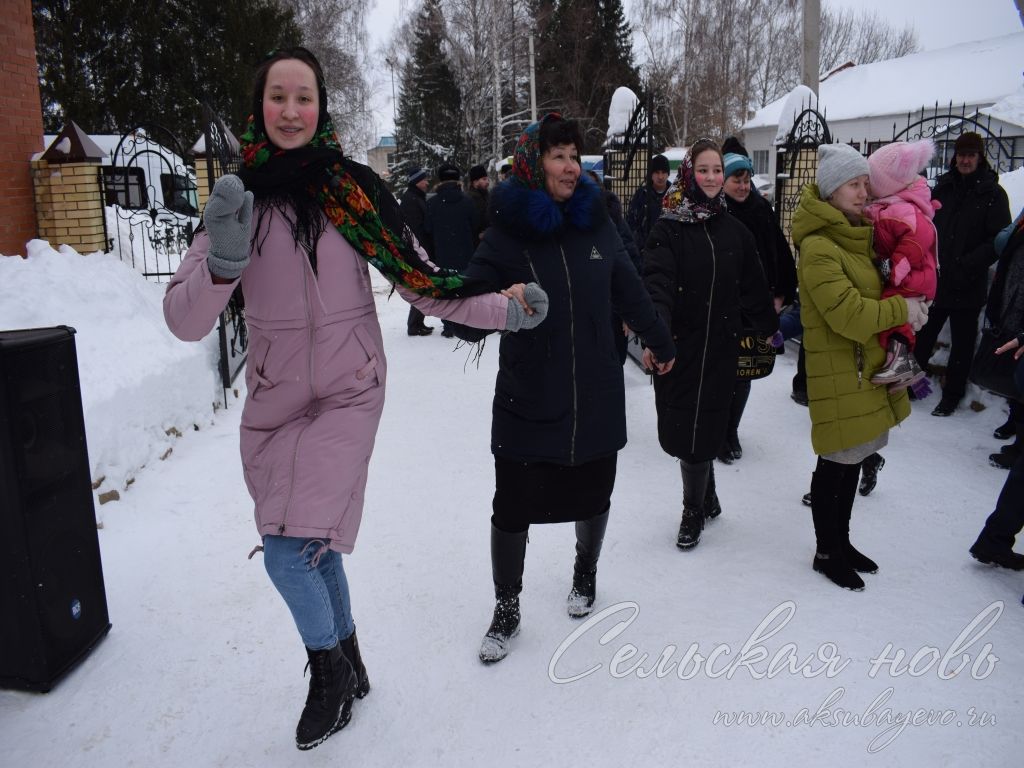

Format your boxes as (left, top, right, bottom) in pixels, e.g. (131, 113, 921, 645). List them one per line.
(816, 143, 869, 200)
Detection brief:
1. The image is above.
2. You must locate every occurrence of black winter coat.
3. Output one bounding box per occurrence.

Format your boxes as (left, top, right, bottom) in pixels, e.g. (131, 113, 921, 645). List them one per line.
(931, 165, 1011, 309)
(399, 184, 431, 256)
(727, 192, 798, 305)
(627, 181, 668, 251)
(986, 218, 1024, 339)
(425, 183, 478, 270)
(644, 212, 778, 462)
(458, 177, 675, 465)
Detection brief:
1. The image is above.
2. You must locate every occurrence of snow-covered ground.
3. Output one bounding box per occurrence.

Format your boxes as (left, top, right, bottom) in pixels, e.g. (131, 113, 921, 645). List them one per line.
(1, 244, 1022, 766)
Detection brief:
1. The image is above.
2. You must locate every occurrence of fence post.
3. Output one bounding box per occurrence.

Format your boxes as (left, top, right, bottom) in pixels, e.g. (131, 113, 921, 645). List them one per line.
(34, 122, 107, 253)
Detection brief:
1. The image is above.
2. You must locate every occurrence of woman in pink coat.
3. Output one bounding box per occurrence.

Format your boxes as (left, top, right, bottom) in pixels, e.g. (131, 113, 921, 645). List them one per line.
(163, 48, 545, 751)
(864, 139, 939, 390)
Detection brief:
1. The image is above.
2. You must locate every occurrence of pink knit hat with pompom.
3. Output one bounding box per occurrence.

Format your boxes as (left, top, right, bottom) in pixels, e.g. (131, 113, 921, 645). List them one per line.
(867, 139, 935, 198)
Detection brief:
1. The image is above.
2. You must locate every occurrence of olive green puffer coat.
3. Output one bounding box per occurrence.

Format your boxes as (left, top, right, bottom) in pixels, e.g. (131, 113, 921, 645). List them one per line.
(792, 184, 911, 456)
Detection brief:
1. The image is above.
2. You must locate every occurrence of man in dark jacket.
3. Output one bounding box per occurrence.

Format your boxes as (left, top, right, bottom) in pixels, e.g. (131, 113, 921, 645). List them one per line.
(626, 154, 671, 250)
(426, 162, 478, 337)
(915, 132, 1011, 415)
(467, 163, 490, 242)
(398, 166, 434, 336)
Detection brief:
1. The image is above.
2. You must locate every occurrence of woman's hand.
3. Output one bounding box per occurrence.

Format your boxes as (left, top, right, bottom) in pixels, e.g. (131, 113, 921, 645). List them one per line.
(642, 348, 674, 375)
(204, 174, 253, 281)
(995, 336, 1024, 360)
(904, 296, 929, 332)
(504, 282, 549, 331)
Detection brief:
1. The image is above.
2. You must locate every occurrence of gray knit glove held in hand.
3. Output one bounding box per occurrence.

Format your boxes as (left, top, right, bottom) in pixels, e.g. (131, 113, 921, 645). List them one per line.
(204, 174, 254, 280)
(505, 282, 549, 331)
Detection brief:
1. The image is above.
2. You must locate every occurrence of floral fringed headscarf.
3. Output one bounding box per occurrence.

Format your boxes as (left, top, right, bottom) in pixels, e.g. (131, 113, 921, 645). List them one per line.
(661, 141, 727, 224)
(236, 115, 489, 299)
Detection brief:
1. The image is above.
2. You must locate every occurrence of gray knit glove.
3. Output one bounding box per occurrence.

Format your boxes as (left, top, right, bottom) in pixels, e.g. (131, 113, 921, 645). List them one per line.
(204, 175, 253, 280)
(506, 282, 549, 332)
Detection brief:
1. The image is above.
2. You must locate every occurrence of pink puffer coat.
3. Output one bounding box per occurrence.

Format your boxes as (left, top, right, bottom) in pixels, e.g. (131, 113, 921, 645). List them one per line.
(164, 207, 509, 552)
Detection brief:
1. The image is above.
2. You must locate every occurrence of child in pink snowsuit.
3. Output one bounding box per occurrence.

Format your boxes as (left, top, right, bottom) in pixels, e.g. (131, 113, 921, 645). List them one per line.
(863, 139, 939, 388)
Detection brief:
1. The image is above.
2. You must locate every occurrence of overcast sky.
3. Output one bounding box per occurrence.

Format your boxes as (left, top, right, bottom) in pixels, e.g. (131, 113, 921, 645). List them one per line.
(362, 0, 1023, 137)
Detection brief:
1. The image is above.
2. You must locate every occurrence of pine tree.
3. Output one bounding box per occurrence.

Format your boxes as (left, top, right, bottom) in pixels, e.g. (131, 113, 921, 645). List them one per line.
(532, 0, 640, 152)
(394, 0, 464, 174)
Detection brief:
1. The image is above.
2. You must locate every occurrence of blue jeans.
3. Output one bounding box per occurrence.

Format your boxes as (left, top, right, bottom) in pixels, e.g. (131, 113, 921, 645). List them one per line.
(263, 535, 354, 651)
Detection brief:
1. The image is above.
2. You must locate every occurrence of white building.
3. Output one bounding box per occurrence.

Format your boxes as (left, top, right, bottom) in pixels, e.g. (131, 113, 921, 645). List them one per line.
(741, 32, 1024, 180)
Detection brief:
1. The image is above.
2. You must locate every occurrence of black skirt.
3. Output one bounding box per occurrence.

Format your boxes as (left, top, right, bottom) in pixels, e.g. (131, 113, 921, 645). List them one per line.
(492, 454, 617, 530)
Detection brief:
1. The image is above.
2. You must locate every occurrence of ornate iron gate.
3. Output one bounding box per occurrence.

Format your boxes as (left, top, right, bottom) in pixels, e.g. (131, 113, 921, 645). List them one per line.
(198, 104, 248, 397)
(99, 124, 198, 281)
(604, 93, 654, 207)
(891, 103, 1024, 177)
(774, 106, 833, 248)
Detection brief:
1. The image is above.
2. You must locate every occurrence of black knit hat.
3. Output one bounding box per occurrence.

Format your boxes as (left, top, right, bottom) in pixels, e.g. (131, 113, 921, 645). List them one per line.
(437, 162, 461, 182)
(469, 164, 487, 182)
(649, 154, 670, 174)
(721, 136, 748, 157)
(954, 132, 985, 156)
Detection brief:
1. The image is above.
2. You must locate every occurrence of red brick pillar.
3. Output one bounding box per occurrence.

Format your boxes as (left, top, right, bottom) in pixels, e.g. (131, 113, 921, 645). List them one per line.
(0, 3, 44, 257)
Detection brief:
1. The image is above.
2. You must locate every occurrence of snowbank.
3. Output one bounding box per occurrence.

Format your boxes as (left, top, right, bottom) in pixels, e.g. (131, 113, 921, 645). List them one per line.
(0, 242, 221, 511)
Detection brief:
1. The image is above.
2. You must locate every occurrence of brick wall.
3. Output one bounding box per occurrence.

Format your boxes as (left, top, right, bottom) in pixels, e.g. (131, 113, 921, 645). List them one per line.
(0, 2, 43, 256)
(31, 160, 106, 254)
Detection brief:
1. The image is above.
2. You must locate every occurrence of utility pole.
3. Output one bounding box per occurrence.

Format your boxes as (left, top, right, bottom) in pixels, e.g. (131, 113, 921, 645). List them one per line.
(528, 34, 537, 123)
(802, 0, 821, 94)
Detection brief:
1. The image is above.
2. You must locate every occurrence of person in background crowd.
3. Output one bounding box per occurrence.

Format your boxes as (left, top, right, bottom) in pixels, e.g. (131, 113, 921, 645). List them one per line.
(454, 114, 675, 664)
(970, 207, 1024, 558)
(627, 153, 671, 251)
(587, 168, 641, 365)
(163, 47, 545, 750)
(719, 151, 797, 463)
(643, 139, 777, 551)
(398, 165, 435, 336)
(467, 163, 490, 242)
(792, 143, 928, 591)
(981, 208, 1024, 469)
(498, 160, 513, 182)
(914, 132, 1011, 416)
(425, 162, 479, 338)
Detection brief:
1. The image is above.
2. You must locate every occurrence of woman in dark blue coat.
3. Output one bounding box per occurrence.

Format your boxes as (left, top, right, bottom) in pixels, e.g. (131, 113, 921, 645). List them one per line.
(457, 114, 675, 663)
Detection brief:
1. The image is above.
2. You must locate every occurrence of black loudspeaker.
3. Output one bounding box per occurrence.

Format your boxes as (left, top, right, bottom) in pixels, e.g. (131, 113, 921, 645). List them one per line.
(0, 326, 111, 692)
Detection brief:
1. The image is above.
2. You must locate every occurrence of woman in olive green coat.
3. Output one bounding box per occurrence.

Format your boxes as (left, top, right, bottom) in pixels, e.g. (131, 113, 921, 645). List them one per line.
(792, 144, 930, 591)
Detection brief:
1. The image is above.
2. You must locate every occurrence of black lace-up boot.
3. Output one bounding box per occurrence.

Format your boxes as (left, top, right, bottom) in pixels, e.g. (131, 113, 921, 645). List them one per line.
(296, 642, 357, 750)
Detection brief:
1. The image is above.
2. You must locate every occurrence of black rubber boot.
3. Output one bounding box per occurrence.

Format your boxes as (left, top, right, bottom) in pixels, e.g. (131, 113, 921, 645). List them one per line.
(339, 629, 370, 699)
(479, 524, 528, 663)
(704, 461, 722, 520)
(296, 642, 358, 750)
(677, 460, 709, 549)
(568, 508, 610, 618)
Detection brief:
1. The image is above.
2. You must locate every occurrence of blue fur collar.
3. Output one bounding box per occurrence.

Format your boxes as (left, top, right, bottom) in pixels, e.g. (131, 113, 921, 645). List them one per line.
(489, 175, 605, 240)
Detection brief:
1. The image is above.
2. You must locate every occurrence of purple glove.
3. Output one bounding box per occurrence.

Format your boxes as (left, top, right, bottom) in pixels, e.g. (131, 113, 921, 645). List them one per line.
(909, 377, 932, 399)
(769, 331, 784, 349)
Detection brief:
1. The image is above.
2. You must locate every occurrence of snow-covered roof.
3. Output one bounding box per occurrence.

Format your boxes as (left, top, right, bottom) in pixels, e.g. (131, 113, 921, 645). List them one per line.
(744, 32, 1024, 130)
(980, 86, 1024, 129)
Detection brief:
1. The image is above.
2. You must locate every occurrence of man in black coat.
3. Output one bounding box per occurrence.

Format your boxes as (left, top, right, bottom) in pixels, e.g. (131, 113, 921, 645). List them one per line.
(915, 132, 1011, 415)
(398, 166, 434, 336)
(626, 154, 671, 250)
(425, 162, 478, 337)
(467, 164, 490, 242)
